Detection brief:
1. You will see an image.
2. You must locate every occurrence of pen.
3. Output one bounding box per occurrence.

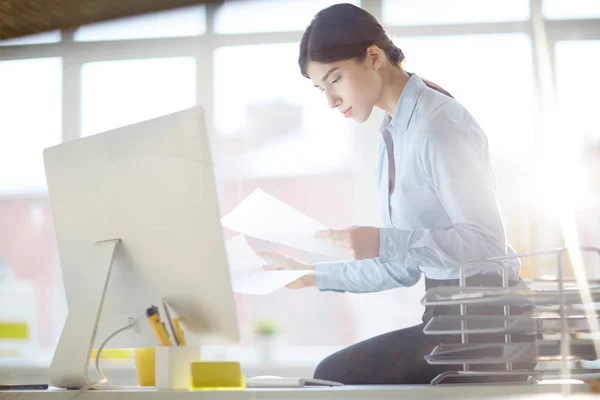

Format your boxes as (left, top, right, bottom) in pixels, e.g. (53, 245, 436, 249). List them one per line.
(146, 305, 172, 346)
(162, 299, 179, 346)
(0, 384, 48, 391)
(173, 318, 186, 346)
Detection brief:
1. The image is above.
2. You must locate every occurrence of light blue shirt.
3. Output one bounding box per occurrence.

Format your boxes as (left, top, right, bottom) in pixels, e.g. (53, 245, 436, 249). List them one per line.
(316, 74, 520, 293)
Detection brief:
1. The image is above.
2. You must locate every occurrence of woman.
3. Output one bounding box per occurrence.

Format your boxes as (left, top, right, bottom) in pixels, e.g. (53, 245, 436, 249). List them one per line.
(258, 3, 530, 384)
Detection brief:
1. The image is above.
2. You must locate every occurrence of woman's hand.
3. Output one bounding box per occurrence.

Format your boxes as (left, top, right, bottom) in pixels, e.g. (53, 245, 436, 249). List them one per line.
(256, 250, 317, 289)
(314, 226, 380, 260)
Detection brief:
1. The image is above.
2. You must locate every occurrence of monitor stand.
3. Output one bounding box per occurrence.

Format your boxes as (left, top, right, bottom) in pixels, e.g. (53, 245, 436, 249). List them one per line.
(49, 239, 124, 389)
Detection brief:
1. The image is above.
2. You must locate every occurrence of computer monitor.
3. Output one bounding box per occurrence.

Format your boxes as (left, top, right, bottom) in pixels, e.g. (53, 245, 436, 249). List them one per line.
(43, 106, 239, 389)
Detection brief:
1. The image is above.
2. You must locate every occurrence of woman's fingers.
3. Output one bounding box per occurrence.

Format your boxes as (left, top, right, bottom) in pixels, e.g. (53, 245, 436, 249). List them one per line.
(263, 264, 285, 271)
(286, 279, 304, 289)
(314, 229, 352, 249)
(256, 249, 312, 271)
(256, 250, 283, 260)
(314, 229, 349, 242)
(314, 229, 347, 240)
(256, 250, 290, 265)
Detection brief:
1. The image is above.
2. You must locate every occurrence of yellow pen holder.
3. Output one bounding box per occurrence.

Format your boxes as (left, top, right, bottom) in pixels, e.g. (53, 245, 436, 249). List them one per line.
(190, 361, 246, 391)
(133, 348, 245, 390)
(134, 348, 156, 387)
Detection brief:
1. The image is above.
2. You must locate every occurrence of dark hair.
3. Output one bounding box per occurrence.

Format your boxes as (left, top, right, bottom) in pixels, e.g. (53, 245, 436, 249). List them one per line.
(299, 3, 453, 98)
(299, 3, 403, 78)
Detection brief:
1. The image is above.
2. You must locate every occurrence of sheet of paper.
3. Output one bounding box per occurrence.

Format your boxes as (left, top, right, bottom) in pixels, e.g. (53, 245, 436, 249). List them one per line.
(230, 267, 314, 295)
(221, 189, 348, 259)
(246, 376, 343, 388)
(225, 235, 316, 295)
(225, 234, 265, 271)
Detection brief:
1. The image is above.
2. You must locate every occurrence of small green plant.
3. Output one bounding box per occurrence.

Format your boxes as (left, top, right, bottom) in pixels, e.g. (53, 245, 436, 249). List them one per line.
(255, 318, 280, 336)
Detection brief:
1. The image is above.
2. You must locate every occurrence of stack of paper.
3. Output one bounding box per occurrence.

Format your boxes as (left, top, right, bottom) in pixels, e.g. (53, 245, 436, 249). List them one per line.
(221, 189, 348, 295)
(225, 235, 316, 295)
(221, 189, 348, 259)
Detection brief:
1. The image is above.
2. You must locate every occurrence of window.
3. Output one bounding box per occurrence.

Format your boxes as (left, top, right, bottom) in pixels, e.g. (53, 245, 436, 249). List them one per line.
(0, 58, 62, 192)
(0, 31, 60, 46)
(81, 58, 196, 136)
(396, 33, 535, 160)
(543, 0, 600, 20)
(2, 0, 599, 375)
(214, 43, 363, 347)
(213, 43, 354, 178)
(74, 5, 206, 42)
(213, 0, 360, 34)
(382, 0, 529, 26)
(0, 58, 62, 360)
(555, 40, 600, 145)
(555, 41, 600, 273)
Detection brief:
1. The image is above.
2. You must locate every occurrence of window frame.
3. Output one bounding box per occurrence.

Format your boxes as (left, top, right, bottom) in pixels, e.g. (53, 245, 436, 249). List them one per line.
(1, 0, 600, 366)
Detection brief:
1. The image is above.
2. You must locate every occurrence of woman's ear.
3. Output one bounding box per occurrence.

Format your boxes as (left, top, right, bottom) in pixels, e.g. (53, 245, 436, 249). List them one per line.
(366, 45, 384, 71)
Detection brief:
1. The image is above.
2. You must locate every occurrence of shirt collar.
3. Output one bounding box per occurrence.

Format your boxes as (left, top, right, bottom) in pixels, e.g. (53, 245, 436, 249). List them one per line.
(380, 73, 426, 135)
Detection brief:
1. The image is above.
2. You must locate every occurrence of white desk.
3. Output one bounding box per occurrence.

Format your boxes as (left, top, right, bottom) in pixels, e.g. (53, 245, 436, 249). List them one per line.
(0, 384, 593, 400)
(0, 351, 316, 387)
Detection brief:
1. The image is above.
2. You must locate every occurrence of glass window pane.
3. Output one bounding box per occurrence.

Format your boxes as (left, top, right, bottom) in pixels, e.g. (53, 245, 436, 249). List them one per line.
(396, 33, 535, 160)
(81, 58, 196, 136)
(555, 41, 600, 275)
(0, 31, 60, 46)
(0, 58, 62, 192)
(0, 58, 62, 362)
(543, 0, 600, 19)
(213, 43, 354, 177)
(382, 0, 529, 25)
(555, 40, 600, 144)
(214, 0, 360, 34)
(214, 43, 364, 347)
(74, 5, 206, 42)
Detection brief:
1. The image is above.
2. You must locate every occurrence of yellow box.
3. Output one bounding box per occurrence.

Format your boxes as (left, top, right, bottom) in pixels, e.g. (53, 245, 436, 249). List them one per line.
(0, 322, 28, 339)
(190, 361, 246, 391)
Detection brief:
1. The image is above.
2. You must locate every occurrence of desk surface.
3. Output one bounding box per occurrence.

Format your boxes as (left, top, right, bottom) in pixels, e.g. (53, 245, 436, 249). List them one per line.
(0, 384, 593, 400)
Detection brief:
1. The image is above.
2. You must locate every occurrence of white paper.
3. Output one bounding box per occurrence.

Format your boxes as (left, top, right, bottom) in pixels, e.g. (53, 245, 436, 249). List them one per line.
(225, 235, 316, 295)
(225, 234, 265, 271)
(221, 189, 348, 259)
(230, 267, 314, 295)
(246, 376, 343, 388)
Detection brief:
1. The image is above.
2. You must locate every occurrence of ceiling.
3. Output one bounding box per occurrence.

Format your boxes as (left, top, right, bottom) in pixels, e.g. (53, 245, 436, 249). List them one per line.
(0, 0, 219, 40)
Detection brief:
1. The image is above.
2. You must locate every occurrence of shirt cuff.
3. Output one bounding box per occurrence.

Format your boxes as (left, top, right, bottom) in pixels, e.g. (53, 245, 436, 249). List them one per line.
(379, 228, 411, 264)
(314, 262, 345, 293)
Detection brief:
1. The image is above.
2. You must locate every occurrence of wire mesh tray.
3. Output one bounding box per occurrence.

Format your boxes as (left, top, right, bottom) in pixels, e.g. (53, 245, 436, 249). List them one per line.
(424, 339, 599, 365)
(423, 311, 599, 335)
(421, 285, 600, 306)
(430, 368, 600, 385)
